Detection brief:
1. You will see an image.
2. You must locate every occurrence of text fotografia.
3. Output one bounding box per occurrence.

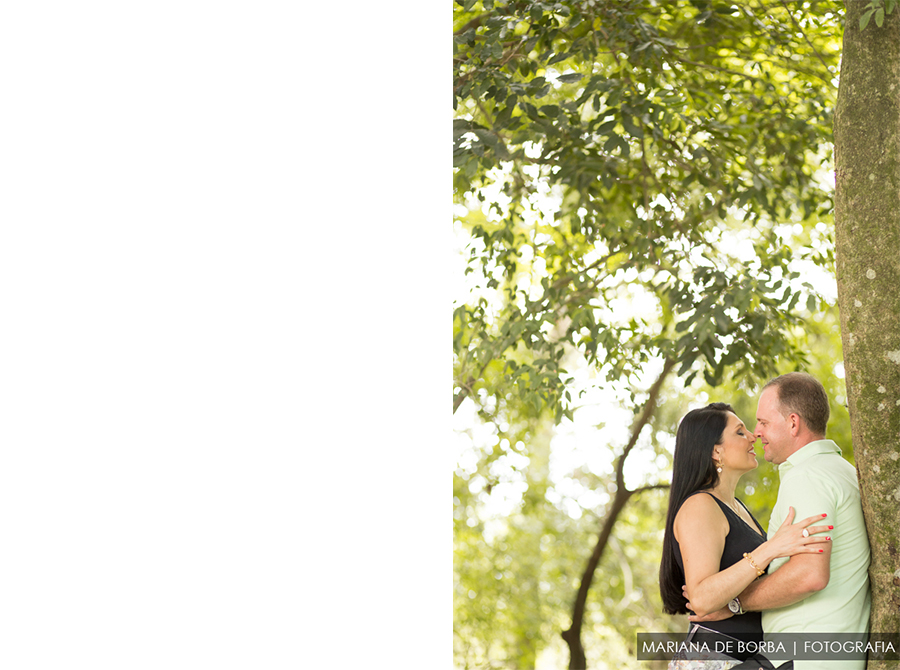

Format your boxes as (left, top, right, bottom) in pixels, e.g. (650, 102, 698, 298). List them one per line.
(636, 633, 900, 661)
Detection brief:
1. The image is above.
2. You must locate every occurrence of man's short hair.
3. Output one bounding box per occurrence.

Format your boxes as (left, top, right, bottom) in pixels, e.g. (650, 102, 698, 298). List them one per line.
(763, 372, 830, 436)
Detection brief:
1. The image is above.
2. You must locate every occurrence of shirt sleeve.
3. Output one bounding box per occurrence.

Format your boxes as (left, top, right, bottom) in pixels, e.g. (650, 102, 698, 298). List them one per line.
(777, 470, 839, 529)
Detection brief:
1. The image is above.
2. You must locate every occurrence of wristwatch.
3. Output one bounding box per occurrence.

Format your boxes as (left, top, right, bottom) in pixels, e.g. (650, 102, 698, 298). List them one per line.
(727, 597, 744, 615)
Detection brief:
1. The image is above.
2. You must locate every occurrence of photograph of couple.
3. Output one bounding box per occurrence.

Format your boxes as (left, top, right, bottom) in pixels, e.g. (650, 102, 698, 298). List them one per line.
(660, 372, 870, 669)
(453, 2, 898, 669)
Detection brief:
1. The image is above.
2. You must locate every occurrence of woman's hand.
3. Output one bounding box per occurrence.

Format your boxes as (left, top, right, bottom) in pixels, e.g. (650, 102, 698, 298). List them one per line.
(764, 506, 832, 559)
(682, 586, 735, 622)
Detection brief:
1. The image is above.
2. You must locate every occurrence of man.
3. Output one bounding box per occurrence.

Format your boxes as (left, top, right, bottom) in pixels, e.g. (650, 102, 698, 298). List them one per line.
(690, 372, 871, 670)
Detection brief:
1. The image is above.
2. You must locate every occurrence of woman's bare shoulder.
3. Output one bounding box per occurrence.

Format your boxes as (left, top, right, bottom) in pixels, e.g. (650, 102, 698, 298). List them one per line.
(677, 491, 717, 512)
(674, 492, 729, 546)
(675, 492, 726, 527)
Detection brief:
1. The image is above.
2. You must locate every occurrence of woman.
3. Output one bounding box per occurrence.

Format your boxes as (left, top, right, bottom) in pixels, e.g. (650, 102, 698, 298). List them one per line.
(659, 403, 831, 669)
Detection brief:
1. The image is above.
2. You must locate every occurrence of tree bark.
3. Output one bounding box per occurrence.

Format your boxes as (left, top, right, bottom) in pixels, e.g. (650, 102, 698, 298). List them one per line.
(833, 2, 900, 664)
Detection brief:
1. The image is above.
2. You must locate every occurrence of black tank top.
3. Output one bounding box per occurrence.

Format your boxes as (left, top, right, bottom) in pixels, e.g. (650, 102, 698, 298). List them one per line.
(673, 491, 767, 638)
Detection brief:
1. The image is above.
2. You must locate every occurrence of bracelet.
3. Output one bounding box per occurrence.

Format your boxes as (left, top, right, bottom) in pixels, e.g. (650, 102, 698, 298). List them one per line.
(743, 552, 764, 576)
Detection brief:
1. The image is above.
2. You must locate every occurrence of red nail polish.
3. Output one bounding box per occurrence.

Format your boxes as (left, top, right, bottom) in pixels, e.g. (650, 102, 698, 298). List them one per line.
(828, 525, 833, 530)
(826, 537, 831, 541)
(819, 549, 823, 553)
(822, 514, 827, 517)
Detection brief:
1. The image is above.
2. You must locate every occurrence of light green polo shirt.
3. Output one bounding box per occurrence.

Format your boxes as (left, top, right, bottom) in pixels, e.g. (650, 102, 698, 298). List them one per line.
(762, 440, 871, 670)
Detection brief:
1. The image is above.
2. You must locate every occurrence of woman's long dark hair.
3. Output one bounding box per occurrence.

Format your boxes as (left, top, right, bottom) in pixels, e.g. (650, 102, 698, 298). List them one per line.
(659, 402, 734, 614)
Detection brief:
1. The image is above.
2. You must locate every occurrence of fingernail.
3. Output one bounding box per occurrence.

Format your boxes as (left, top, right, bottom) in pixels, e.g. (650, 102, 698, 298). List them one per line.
(826, 536, 831, 540)
(819, 549, 823, 553)
(828, 525, 833, 530)
(822, 513, 827, 517)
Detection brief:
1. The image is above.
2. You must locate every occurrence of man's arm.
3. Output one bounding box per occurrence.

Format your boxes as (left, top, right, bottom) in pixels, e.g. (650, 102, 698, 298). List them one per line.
(742, 471, 834, 611)
(687, 470, 835, 622)
(687, 524, 831, 623)
(739, 544, 830, 611)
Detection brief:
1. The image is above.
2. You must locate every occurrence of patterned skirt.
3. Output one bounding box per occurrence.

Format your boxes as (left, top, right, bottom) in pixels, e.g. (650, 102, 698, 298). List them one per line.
(667, 623, 755, 670)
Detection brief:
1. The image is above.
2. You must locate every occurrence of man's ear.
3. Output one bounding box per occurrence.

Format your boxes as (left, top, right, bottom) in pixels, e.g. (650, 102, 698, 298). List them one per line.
(789, 413, 802, 436)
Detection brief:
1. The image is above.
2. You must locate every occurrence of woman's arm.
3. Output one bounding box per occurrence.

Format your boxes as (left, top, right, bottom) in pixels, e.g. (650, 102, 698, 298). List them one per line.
(676, 497, 830, 616)
(675, 494, 756, 617)
(687, 544, 832, 622)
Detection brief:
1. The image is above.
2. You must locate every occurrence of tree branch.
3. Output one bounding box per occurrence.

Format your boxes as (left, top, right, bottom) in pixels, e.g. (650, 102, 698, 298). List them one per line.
(453, 338, 506, 414)
(633, 482, 671, 494)
(616, 357, 677, 493)
(550, 251, 619, 291)
(454, 11, 492, 35)
(669, 55, 764, 82)
(453, 42, 529, 95)
(562, 363, 676, 668)
(777, 0, 834, 83)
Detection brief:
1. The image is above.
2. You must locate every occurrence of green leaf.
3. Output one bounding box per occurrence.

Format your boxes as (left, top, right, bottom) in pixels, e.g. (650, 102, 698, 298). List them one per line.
(860, 8, 875, 29)
(519, 101, 539, 119)
(876, 7, 885, 26)
(453, 29, 475, 45)
(603, 134, 620, 153)
(557, 73, 583, 84)
(621, 115, 643, 139)
(597, 119, 618, 134)
(495, 104, 514, 129)
(453, 118, 475, 135)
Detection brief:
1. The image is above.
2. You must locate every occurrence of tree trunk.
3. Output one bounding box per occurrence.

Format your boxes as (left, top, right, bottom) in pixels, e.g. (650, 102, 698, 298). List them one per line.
(833, 3, 900, 665)
(561, 488, 633, 670)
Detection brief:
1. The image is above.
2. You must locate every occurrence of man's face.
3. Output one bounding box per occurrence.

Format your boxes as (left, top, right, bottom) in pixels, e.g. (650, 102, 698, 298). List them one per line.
(755, 386, 793, 464)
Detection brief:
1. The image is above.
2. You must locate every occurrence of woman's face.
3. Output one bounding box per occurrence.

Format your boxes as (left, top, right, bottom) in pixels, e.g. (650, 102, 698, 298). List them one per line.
(713, 412, 758, 474)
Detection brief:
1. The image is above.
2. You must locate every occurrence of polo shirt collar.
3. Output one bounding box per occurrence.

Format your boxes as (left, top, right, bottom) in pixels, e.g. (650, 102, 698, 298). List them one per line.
(778, 439, 841, 474)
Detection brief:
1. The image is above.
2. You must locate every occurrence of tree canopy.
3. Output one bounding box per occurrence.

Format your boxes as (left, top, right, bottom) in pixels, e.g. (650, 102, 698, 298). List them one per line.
(454, 0, 842, 422)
